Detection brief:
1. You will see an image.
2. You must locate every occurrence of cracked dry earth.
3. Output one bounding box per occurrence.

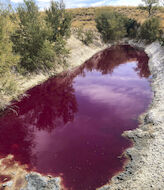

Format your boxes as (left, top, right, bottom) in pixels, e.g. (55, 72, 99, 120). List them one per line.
(0, 42, 164, 190)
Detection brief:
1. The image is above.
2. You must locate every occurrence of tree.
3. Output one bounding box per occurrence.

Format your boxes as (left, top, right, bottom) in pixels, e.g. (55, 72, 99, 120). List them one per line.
(11, 0, 55, 72)
(75, 27, 94, 45)
(95, 12, 126, 42)
(95, 11, 139, 42)
(139, 17, 160, 43)
(124, 18, 140, 38)
(44, 0, 72, 66)
(45, 0, 72, 42)
(0, 4, 20, 96)
(141, 0, 159, 16)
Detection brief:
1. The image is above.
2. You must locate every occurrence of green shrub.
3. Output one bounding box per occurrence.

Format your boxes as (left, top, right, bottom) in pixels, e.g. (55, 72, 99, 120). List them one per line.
(0, 6, 19, 95)
(45, 1, 72, 42)
(124, 18, 140, 38)
(0, 8, 19, 75)
(83, 30, 94, 45)
(95, 11, 126, 42)
(76, 27, 84, 41)
(54, 35, 70, 65)
(76, 27, 94, 45)
(139, 17, 161, 43)
(11, 0, 55, 72)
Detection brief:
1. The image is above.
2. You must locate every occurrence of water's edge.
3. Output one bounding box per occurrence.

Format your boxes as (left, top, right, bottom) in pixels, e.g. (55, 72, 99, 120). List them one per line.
(99, 41, 164, 190)
(1, 40, 164, 190)
(23, 41, 164, 190)
(0, 35, 107, 111)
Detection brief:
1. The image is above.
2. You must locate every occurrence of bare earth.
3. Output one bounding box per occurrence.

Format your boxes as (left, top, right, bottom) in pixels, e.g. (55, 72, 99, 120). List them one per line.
(0, 38, 164, 190)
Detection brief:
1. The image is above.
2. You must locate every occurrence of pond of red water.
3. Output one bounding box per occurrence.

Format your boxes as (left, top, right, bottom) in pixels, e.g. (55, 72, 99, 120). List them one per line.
(0, 45, 151, 190)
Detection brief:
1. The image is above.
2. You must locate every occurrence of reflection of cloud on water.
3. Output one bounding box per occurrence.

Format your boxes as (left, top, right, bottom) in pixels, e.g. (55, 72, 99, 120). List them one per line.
(76, 81, 150, 121)
(75, 60, 151, 121)
(0, 45, 152, 190)
(76, 83, 133, 106)
(75, 70, 150, 107)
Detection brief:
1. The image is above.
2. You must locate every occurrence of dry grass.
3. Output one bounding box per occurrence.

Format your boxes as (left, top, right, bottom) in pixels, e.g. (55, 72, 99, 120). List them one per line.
(67, 6, 164, 30)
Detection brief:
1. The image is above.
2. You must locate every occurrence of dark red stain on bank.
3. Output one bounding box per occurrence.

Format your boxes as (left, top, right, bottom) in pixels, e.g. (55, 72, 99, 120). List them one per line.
(0, 45, 151, 190)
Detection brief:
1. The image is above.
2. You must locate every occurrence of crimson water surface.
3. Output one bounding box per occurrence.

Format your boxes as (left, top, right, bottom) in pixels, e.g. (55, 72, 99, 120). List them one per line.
(0, 45, 151, 190)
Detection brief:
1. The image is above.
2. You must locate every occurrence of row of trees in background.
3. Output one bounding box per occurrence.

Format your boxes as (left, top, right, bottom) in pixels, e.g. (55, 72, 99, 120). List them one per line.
(95, 0, 163, 44)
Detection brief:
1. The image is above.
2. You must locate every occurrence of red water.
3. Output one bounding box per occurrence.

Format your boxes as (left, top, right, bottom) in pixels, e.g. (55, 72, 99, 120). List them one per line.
(0, 45, 151, 190)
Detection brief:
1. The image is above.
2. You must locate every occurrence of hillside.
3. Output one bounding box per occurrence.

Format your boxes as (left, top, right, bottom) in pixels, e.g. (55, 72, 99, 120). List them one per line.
(67, 6, 164, 30)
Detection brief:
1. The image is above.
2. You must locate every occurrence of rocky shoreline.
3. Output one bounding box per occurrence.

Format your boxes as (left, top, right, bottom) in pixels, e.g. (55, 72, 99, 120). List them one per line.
(0, 40, 164, 190)
(99, 41, 164, 190)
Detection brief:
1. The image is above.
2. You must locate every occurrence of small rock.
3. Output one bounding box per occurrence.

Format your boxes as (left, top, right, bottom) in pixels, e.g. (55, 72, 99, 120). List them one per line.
(3, 181, 13, 187)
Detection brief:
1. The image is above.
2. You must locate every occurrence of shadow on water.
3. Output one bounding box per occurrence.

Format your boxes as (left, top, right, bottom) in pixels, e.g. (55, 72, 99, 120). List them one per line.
(0, 45, 151, 190)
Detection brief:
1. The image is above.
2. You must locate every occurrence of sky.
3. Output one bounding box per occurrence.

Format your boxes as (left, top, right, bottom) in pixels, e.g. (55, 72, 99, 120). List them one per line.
(8, 0, 143, 10)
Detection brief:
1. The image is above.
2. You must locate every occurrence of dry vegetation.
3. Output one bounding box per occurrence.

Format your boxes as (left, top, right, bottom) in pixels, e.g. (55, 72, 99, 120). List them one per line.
(67, 6, 164, 30)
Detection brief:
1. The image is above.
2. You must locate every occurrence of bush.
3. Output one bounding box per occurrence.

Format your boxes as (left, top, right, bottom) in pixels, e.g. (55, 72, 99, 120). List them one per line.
(76, 27, 94, 45)
(0, 7, 19, 74)
(54, 35, 70, 65)
(76, 27, 84, 41)
(11, 0, 55, 72)
(95, 11, 140, 42)
(0, 6, 19, 95)
(83, 30, 94, 45)
(95, 11, 126, 42)
(139, 17, 161, 43)
(45, 1, 72, 42)
(124, 18, 140, 38)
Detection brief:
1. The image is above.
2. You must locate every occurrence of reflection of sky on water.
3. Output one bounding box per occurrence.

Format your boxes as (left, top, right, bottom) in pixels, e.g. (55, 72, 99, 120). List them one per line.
(74, 61, 151, 121)
(0, 45, 151, 190)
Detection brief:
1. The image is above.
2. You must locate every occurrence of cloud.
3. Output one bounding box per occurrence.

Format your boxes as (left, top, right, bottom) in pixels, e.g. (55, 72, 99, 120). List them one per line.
(11, 0, 23, 2)
(10, 0, 143, 9)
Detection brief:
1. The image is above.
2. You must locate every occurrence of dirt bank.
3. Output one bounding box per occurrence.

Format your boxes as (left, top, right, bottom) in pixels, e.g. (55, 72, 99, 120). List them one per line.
(21, 41, 164, 190)
(18, 35, 106, 96)
(0, 35, 107, 190)
(0, 35, 106, 111)
(99, 41, 164, 190)
(0, 40, 164, 190)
